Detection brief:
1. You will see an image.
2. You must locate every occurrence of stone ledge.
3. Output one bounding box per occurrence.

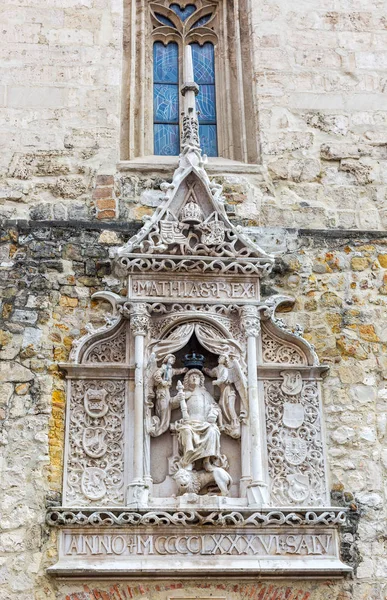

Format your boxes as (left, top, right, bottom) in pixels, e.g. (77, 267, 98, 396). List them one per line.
(117, 157, 264, 175)
(46, 509, 352, 578)
(3, 220, 387, 240)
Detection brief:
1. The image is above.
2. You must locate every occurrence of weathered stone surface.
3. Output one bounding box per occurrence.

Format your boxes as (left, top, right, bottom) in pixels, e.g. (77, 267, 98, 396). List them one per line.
(0, 362, 34, 382)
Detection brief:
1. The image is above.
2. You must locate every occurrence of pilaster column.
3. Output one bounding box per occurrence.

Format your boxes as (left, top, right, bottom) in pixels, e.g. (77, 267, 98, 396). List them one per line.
(127, 303, 150, 506)
(241, 305, 268, 506)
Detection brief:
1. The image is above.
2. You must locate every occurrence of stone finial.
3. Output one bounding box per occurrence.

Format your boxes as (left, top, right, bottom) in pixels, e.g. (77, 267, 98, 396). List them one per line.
(181, 45, 200, 152)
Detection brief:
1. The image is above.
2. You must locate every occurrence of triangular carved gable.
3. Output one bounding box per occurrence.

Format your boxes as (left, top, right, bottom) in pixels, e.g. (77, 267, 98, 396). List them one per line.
(117, 162, 274, 276)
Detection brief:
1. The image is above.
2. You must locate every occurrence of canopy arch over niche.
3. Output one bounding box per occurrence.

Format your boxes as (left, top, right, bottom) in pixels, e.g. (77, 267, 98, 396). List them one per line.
(150, 317, 245, 363)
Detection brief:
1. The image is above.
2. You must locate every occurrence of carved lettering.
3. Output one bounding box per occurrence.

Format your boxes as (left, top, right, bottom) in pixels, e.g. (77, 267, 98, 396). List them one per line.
(137, 535, 154, 555)
(131, 278, 258, 301)
(63, 532, 333, 558)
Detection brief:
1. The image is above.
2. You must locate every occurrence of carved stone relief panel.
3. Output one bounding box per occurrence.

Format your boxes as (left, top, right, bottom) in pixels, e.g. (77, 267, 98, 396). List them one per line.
(83, 324, 127, 364)
(264, 375, 328, 506)
(261, 326, 307, 365)
(64, 380, 126, 506)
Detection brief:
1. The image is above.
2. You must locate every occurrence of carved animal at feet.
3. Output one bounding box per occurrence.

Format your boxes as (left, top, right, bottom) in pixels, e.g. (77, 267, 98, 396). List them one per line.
(173, 466, 232, 497)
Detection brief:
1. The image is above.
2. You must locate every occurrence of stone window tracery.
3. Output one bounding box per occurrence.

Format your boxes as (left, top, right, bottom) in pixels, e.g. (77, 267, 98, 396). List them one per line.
(122, 0, 260, 163)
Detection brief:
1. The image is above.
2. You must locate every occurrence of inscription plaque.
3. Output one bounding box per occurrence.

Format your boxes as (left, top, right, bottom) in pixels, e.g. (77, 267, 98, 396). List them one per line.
(64, 531, 334, 557)
(128, 275, 260, 304)
(48, 527, 350, 576)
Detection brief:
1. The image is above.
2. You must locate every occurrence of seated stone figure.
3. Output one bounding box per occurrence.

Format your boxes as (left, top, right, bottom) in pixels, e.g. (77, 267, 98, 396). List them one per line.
(174, 369, 222, 470)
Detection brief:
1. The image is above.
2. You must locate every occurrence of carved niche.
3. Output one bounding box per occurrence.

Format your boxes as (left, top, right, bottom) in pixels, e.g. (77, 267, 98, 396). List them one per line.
(47, 60, 350, 577)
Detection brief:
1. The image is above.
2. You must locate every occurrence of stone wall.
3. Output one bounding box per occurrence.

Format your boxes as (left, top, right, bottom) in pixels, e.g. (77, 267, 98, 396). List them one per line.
(1, 0, 387, 598)
(0, 0, 386, 228)
(1, 221, 387, 598)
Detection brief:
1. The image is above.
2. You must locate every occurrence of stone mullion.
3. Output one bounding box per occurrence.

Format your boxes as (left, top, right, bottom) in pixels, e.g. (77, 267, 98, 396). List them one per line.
(127, 303, 151, 506)
(241, 305, 269, 506)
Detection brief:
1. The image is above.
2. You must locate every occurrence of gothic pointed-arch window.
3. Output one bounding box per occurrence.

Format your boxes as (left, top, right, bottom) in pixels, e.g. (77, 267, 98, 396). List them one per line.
(123, 0, 260, 164)
(152, 3, 218, 157)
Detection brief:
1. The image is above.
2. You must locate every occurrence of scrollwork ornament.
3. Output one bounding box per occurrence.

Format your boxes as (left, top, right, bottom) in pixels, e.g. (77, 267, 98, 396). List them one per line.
(65, 380, 125, 506)
(264, 379, 327, 506)
(46, 507, 348, 528)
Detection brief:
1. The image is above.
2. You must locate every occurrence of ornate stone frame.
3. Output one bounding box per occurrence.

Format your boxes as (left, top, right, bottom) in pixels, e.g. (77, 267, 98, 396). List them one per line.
(121, 0, 260, 163)
(47, 76, 350, 577)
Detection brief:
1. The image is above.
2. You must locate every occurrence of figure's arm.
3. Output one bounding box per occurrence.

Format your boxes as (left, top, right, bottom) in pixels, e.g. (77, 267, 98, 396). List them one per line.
(171, 390, 191, 411)
(153, 369, 163, 384)
(170, 395, 181, 410)
(204, 367, 217, 378)
(213, 366, 229, 387)
(172, 368, 188, 376)
(154, 369, 170, 387)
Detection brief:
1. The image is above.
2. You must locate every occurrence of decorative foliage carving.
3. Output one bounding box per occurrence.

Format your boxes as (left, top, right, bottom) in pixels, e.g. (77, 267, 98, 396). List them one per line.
(129, 303, 151, 336)
(122, 199, 267, 263)
(65, 380, 125, 506)
(46, 507, 347, 528)
(85, 328, 127, 364)
(264, 379, 327, 506)
(261, 327, 307, 365)
(240, 305, 260, 338)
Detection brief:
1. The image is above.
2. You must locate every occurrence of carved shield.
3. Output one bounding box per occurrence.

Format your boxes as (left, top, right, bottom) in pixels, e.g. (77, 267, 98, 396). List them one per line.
(286, 473, 310, 502)
(284, 436, 308, 465)
(81, 467, 106, 501)
(84, 388, 108, 418)
(201, 220, 225, 245)
(82, 427, 108, 458)
(280, 370, 303, 396)
(283, 402, 305, 428)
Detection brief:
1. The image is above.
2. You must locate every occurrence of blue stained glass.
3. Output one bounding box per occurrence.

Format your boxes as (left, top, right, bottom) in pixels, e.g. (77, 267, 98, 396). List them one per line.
(191, 42, 215, 83)
(154, 124, 180, 155)
(191, 42, 218, 156)
(153, 42, 179, 155)
(196, 84, 216, 123)
(154, 12, 176, 28)
(154, 84, 179, 123)
(170, 3, 196, 21)
(153, 42, 179, 83)
(192, 14, 212, 28)
(199, 125, 218, 157)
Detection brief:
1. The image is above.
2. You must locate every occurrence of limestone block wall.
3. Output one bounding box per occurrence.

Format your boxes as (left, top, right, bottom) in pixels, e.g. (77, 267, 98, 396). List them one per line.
(0, 0, 386, 228)
(250, 0, 387, 229)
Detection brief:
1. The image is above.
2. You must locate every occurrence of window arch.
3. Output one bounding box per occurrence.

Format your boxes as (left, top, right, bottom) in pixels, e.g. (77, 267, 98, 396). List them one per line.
(123, 0, 260, 164)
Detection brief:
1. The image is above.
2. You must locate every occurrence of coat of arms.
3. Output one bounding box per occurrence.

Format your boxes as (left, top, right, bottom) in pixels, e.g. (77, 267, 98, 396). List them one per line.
(280, 370, 303, 396)
(81, 467, 106, 501)
(84, 388, 108, 419)
(286, 473, 310, 502)
(82, 427, 108, 459)
(284, 436, 308, 465)
(283, 402, 305, 428)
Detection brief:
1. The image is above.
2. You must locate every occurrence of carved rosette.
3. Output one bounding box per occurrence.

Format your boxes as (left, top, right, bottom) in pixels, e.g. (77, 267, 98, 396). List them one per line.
(129, 303, 151, 336)
(240, 305, 260, 338)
